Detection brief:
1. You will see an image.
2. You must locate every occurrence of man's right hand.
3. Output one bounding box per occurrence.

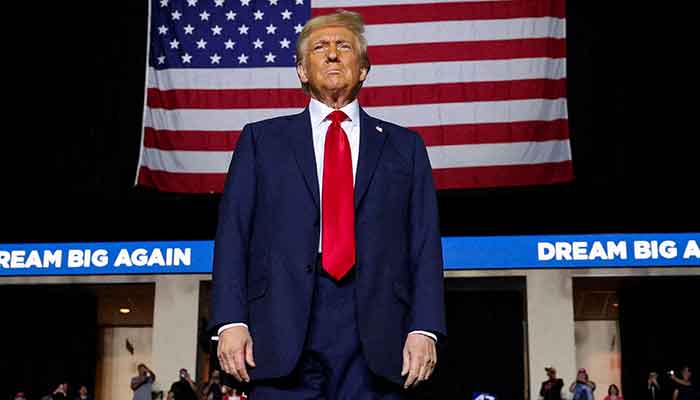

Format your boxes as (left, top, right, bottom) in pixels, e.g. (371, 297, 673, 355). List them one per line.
(218, 326, 256, 382)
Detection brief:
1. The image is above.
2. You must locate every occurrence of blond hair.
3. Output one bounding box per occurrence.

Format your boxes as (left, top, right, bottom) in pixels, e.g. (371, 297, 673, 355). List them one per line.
(295, 10, 370, 91)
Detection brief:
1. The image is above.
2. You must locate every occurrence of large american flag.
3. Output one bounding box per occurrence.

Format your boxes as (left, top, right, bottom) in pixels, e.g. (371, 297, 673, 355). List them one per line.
(138, 0, 573, 193)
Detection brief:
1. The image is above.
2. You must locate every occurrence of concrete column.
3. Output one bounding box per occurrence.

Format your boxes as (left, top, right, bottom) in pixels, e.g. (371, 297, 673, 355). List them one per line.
(526, 270, 576, 400)
(151, 275, 201, 390)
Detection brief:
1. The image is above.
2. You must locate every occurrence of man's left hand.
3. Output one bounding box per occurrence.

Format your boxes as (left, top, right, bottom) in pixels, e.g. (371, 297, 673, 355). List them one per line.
(401, 333, 437, 389)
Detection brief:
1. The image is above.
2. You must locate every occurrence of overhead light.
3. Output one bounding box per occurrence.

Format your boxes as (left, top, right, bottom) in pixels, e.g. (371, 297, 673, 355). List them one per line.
(611, 303, 619, 308)
(119, 308, 131, 314)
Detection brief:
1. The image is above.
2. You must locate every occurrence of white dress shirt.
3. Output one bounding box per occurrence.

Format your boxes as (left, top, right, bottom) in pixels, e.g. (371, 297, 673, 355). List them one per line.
(219, 98, 437, 342)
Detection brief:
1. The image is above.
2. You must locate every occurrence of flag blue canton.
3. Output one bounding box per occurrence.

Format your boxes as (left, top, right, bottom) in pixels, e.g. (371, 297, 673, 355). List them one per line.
(150, 0, 311, 69)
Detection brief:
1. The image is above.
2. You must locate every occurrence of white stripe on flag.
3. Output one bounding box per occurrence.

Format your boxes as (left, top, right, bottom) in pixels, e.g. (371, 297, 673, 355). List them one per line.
(364, 58, 566, 87)
(141, 140, 571, 173)
(142, 148, 234, 174)
(427, 140, 572, 169)
(148, 58, 566, 90)
(365, 17, 565, 46)
(144, 99, 568, 132)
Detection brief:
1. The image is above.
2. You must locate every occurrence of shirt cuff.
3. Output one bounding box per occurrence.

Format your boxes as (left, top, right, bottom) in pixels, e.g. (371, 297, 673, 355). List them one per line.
(409, 330, 438, 342)
(216, 322, 249, 337)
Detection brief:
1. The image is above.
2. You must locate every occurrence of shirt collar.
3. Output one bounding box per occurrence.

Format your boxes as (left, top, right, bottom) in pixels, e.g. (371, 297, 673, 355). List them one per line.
(309, 97, 360, 129)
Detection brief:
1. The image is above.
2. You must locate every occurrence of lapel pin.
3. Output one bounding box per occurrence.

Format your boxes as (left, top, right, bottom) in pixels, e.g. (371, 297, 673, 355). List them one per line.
(375, 126, 383, 133)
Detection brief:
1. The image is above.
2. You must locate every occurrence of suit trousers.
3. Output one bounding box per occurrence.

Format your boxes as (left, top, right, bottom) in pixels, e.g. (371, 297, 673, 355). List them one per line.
(248, 257, 409, 399)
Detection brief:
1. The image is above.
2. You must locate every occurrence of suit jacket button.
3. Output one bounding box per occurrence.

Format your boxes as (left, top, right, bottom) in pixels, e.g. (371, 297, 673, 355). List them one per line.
(305, 264, 313, 273)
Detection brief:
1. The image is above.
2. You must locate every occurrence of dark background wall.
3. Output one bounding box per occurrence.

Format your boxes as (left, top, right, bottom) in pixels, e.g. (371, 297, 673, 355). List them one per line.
(2, 2, 696, 244)
(0, 286, 97, 400)
(618, 277, 700, 400)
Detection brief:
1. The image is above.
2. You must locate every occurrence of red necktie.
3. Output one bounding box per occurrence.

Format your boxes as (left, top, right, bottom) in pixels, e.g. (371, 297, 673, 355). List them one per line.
(322, 110, 356, 280)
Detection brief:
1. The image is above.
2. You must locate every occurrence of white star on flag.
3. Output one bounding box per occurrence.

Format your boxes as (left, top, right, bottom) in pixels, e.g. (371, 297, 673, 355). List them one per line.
(253, 38, 264, 49)
(181, 53, 192, 63)
(196, 38, 207, 49)
(295, 0, 303, 4)
(211, 25, 222, 35)
(238, 24, 249, 35)
(240, 0, 250, 5)
(253, 10, 264, 20)
(214, 0, 225, 7)
(266, 24, 277, 34)
(265, 52, 276, 63)
(187, 0, 197, 6)
(199, 11, 210, 20)
(210, 53, 222, 64)
(169, 39, 180, 49)
(269, 0, 278, 5)
(160, 0, 168, 7)
(226, 11, 237, 20)
(281, 9, 292, 20)
(158, 25, 168, 35)
(171, 10, 182, 20)
(237, 53, 248, 64)
(280, 38, 290, 48)
(294, 24, 303, 34)
(224, 39, 236, 49)
(157, 55, 166, 64)
(184, 24, 195, 34)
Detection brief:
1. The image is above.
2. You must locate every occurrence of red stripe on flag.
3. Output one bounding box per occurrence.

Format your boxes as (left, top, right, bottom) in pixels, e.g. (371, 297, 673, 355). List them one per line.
(144, 127, 241, 151)
(415, 119, 569, 147)
(432, 160, 574, 189)
(143, 120, 568, 152)
(147, 88, 308, 110)
(369, 38, 566, 65)
(148, 79, 566, 110)
(138, 167, 227, 194)
(312, 0, 565, 24)
(360, 79, 566, 107)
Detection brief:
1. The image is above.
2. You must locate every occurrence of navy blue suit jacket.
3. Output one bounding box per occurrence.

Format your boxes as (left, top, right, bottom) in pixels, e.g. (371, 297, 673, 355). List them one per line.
(211, 107, 446, 385)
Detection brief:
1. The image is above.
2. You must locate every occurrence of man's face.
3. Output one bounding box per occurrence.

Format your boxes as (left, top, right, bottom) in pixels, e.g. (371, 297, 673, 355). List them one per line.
(138, 366, 147, 375)
(682, 367, 691, 380)
(547, 369, 555, 379)
(79, 386, 87, 396)
(297, 26, 368, 100)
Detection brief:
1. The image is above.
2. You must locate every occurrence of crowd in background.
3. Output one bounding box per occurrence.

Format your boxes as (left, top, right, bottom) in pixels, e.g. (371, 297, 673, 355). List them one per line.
(540, 365, 696, 400)
(9, 364, 694, 400)
(129, 363, 247, 400)
(11, 383, 92, 400)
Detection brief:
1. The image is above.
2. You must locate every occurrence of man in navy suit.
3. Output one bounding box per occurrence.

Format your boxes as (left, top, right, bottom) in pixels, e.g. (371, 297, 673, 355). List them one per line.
(211, 10, 446, 399)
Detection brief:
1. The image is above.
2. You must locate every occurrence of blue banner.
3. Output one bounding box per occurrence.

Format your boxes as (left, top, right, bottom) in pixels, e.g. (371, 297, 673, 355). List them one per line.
(1, 233, 698, 276)
(0, 241, 213, 276)
(442, 233, 700, 270)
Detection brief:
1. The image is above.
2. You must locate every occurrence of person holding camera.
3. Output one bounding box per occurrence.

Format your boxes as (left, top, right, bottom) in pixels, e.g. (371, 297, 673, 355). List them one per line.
(569, 368, 596, 400)
(131, 364, 156, 400)
(671, 366, 694, 400)
(169, 368, 198, 400)
(201, 369, 223, 400)
(647, 372, 661, 400)
(540, 366, 564, 400)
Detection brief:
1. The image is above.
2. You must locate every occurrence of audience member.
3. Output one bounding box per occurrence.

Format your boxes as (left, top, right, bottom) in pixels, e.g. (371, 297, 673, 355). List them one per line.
(540, 366, 564, 400)
(131, 363, 156, 400)
(169, 368, 198, 400)
(603, 384, 624, 400)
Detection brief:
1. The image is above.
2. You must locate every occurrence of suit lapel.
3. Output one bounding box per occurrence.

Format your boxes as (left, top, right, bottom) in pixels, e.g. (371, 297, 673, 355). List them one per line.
(355, 108, 387, 209)
(289, 108, 320, 210)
